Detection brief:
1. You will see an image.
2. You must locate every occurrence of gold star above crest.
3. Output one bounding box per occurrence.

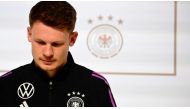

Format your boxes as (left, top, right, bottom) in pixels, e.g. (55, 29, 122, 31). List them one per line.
(98, 15, 103, 20)
(108, 15, 113, 21)
(118, 19, 123, 25)
(87, 15, 124, 26)
(118, 19, 123, 24)
(88, 19, 93, 24)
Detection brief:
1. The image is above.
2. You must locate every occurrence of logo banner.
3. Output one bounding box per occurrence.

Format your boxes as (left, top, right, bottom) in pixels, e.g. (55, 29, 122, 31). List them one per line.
(71, 1, 176, 75)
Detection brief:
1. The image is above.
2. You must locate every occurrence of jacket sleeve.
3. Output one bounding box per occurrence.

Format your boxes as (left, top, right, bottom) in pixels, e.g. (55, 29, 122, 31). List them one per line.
(101, 83, 117, 107)
(0, 77, 7, 106)
(91, 72, 117, 107)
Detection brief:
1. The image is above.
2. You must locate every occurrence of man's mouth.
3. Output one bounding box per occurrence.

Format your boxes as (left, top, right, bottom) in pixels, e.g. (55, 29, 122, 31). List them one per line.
(40, 59, 55, 65)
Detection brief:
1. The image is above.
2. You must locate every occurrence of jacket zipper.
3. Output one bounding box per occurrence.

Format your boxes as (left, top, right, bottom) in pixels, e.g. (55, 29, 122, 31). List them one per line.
(49, 81, 53, 106)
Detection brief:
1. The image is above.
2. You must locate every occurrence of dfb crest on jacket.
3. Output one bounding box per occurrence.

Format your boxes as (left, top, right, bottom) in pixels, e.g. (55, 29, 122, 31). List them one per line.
(67, 91, 85, 107)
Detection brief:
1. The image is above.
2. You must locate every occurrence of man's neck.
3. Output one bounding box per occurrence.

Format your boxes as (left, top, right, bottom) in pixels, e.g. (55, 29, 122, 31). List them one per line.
(46, 70, 57, 78)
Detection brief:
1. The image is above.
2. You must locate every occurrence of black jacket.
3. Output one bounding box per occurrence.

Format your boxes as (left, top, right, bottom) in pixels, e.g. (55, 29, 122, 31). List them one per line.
(0, 52, 116, 107)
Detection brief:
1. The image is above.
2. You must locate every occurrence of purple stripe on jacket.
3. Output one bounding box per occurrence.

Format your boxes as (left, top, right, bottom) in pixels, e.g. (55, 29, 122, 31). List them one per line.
(91, 73, 109, 85)
(0, 71, 12, 79)
(91, 72, 116, 107)
(108, 88, 117, 107)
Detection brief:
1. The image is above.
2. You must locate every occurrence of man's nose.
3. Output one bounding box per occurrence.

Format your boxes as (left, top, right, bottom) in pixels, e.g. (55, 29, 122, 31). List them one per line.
(43, 45, 53, 58)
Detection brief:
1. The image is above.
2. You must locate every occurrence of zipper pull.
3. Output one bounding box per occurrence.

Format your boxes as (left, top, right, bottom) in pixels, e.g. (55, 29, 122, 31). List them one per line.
(49, 81, 53, 90)
(49, 81, 53, 106)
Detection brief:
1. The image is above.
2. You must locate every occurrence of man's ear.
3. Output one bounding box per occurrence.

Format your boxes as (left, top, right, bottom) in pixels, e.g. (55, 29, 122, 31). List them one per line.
(27, 27, 32, 42)
(69, 31, 78, 47)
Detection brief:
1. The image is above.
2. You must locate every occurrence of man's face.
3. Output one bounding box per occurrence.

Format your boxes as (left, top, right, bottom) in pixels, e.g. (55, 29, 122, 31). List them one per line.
(27, 21, 77, 77)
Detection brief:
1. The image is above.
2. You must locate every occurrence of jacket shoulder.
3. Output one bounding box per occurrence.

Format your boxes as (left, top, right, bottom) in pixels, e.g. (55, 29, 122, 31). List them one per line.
(0, 63, 31, 81)
(72, 63, 109, 87)
(72, 63, 116, 107)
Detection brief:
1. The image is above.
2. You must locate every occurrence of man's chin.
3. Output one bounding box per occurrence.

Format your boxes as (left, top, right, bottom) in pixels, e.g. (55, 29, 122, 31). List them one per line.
(39, 65, 56, 72)
(40, 67, 57, 77)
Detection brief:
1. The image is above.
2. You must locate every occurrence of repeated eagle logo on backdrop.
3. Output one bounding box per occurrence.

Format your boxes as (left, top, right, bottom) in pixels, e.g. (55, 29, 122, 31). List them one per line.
(87, 15, 124, 59)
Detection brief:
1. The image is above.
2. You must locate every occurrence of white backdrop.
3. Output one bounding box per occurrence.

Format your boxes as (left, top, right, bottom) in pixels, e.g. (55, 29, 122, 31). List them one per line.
(0, 1, 190, 106)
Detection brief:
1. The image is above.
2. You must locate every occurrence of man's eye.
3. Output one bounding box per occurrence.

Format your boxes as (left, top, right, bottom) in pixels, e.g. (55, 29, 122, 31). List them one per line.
(37, 41, 46, 45)
(52, 43, 61, 47)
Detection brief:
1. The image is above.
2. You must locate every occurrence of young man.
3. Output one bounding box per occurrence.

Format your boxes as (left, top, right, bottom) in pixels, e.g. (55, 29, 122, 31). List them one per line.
(0, 1, 116, 107)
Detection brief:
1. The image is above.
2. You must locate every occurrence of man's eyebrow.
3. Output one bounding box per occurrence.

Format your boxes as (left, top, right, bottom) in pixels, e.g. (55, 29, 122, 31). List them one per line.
(53, 40, 65, 44)
(34, 38, 65, 44)
(35, 39, 45, 42)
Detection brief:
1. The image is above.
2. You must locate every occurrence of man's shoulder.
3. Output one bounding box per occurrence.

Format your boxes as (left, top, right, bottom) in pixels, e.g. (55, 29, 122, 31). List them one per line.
(0, 63, 31, 81)
(71, 63, 93, 74)
(72, 63, 109, 87)
(11, 63, 32, 73)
